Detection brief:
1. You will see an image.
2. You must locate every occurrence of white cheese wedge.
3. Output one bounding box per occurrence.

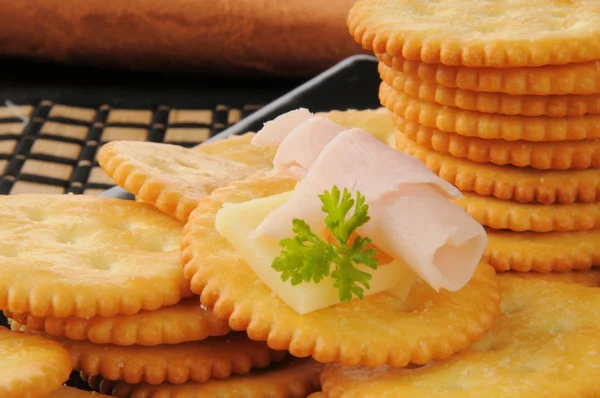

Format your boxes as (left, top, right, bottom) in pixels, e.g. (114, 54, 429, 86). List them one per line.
(215, 191, 417, 315)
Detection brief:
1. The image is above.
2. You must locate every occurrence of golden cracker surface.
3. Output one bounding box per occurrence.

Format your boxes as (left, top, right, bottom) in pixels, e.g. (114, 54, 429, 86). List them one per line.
(57, 332, 286, 385)
(95, 359, 321, 398)
(458, 192, 600, 232)
(378, 62, 600, 117)
(49, 386, 111, 397)
(319, 108, 396, 147)
(195, 132, 277, 170)
(98, 141, 260, 222)
(485, 228, 600, 273)
(181, 176, 501, 368)
(377, 53, 600, 96)
(349, 0, 600, 67)
(381, 83, 600, 141)
(321, 276, 600, 397)
(0, 327, 71, 398)
(396, 133, 600, 205)
(502, 269, 600, 287)
(398, 117, 600, 170)
(6, 297, 230, 346)
(0, 195, 191, 318)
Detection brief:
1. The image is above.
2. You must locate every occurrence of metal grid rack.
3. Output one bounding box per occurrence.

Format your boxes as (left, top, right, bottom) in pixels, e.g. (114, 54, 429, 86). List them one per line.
(0, 101, 262, 195)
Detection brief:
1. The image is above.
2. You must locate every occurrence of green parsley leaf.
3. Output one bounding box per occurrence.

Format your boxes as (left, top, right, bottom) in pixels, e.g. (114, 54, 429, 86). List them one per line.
(271, 186, 379, 302)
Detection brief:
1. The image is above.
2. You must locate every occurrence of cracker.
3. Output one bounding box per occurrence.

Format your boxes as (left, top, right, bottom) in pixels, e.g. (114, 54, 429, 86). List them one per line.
(321, 275, 600, 397)
(97, 141, 261, 222)
(181, 176, 501, 368)
(501, 269, 600, 287)
(319, 108, 396, 147)
(5, 297, 230, 346)
(49, 386, 111, 397)
(378, 62, 600, 117)
(0, 326, 71, 398)
(381, 82, 600, 141)
(377, 52, 600, 96)
(54, 332, 286, 385)
(195, 132, 277, 170)
(485, 228, 600, 273)
(0, 195, 192, 318)
(398, 117, 600, 170)
(88, 359, 321, 398)
(349, 0, 600, 67)
(458, 192, 600, 232)
(396, 133, 600, 204)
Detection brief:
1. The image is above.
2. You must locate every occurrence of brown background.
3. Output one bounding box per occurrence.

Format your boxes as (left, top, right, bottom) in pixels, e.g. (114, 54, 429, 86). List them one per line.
(0, 0, 365, 77)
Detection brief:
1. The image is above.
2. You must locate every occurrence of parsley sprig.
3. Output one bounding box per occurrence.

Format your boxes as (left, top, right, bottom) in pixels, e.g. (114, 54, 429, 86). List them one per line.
(271, 186, 379, 302)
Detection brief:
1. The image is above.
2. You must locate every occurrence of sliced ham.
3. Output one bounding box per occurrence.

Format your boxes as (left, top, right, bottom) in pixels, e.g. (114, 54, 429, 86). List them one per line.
(251, 108, 313, 147)
(252, 128, 485, 292)
(270, 116, 347, 179)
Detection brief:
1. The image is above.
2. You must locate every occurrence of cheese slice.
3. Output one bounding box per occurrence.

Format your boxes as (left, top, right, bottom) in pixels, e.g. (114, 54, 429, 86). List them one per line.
(215, 191, 417, 314)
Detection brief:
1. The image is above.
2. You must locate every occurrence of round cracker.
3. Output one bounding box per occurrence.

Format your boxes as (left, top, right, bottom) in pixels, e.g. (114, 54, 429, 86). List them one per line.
(396, 132, 600, 205)
(378, 62, 600, 117)
(6, 297, 230, 346)
(376, 52, 600, 96)
(0, 327, 71, 398)
(47, 332, 286, 385)
(321, 275, 600, 397)
(0, 195, 192, 318)
(457, 192, 600, 232)
(181, 176, 501, 368)
(502, 269, 600, 287)
(398, 117, 600, 170)
(485, 228, 600, 273)
(381, 82, 600, 142)
(91, 359, 321, 398)
(319, 108, 396, 147)
(349, 0, 600, 67)
(195, 132, 277, 170)
(49, 386, 111, 397)
(97, 141, 261, 222)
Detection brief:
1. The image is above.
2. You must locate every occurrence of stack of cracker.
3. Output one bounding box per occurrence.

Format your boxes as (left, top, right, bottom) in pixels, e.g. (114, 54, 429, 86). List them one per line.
(0, 138, 320, 397)
(348, 0, 600, 274)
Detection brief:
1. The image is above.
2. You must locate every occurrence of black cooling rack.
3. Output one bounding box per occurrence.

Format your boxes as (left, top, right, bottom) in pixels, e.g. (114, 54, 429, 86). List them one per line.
(0, 102, 263, 195)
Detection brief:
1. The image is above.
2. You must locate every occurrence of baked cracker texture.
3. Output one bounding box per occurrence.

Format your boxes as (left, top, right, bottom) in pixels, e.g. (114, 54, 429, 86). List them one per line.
(503, 269, 600, 287)
(396, 132, 600, 205)
(90, 359, 321, 398)
(485, 228, 600, 273)
(376, 52, 600, 96)
(349, 0, 600, 67)
(457, 192, 600, 232)
(5, 297, 230, 346)
(0, 326, 71, 398)
(378, 62, 600, 117)
(49, 386, 111, 397)
(57, 332, 286, 385)
(98, 140, 261, 222)
(0, 195, 192, 318)
(321, 276, 600, 397)
(381, 82, 600, 141)
(397, 117, 600, 170)
(195, 132, 277, 170)
(181, 176, 501, 368)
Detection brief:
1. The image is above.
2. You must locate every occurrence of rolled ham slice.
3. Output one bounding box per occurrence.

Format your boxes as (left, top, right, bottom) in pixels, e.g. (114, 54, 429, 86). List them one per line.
(252, 129, 486, 292)
(270, 116, 347, 179)
(251, 108, 313, 147)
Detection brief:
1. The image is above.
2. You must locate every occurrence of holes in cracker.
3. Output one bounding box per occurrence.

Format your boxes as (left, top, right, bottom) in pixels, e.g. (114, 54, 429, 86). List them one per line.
(88, 253, 113, 271)
(20, 207, 47, 222)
